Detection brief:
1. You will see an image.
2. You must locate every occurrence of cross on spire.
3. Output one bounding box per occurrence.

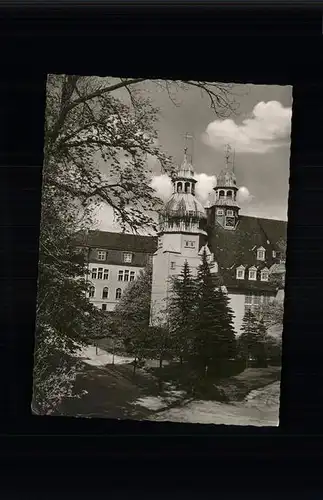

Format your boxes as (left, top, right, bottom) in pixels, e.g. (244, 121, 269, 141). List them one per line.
(184, 133, 194, 163)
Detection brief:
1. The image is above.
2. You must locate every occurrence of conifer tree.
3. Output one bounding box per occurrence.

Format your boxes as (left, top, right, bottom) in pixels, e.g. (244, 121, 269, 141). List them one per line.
(168, 260, 197, 364)
(192, 249, 236, 375)
(238, 309, 260, 368)
(254, 318, 268, 368)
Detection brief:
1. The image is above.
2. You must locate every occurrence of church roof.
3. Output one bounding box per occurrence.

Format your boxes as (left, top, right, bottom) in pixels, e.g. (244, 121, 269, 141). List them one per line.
(216, 169, 237, 188)
(175, 154, 195, 180)
(207, 215, 287, 293)
(74, 230, 158, 254)
(164, 193, 206, 219)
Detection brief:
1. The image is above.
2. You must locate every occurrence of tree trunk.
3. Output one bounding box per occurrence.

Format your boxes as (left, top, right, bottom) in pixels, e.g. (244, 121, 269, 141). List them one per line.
(112, 338, 115, 365)
(180, 356, 183, 365)
(133, 358, 137, 376)
(159, 357, 163, 369)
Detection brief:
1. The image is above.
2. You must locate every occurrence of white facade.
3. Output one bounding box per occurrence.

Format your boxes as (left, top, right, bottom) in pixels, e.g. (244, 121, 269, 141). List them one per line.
(87, 262, 144, 311)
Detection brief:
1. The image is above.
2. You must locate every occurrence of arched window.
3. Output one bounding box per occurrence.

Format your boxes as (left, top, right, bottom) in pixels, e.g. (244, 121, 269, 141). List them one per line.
(177, 182, 183, 193)
(191, 184, 195, 196)
(219, 190, 225, 198)
(227, 190, 232, 198)
(102, 287, 109, 299)
(89, 286, 95, 298)
(184, 182, 190, 193)
(115, 288, 122, 300)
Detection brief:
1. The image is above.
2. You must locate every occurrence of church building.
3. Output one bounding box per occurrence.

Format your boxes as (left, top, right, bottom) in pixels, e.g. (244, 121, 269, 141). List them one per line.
(77, 148, 287, 336)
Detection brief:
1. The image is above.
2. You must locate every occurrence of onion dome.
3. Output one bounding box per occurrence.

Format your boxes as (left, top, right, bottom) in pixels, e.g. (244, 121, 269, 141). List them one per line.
(164, 193, 206, 220)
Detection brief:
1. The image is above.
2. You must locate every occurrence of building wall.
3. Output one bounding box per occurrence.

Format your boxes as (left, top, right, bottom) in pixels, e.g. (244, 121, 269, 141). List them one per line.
(150, 231, 203, 325)
(88, 262, 145, 311)
(227, 293, 245, 335)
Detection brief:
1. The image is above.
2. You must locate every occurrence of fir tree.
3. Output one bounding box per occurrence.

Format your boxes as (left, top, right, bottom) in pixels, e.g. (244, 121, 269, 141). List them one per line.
(238, 309, 260, 368)
(168, 260, 197, 364)
(254, 318, 268, 368)
(192, 249, 236, 376)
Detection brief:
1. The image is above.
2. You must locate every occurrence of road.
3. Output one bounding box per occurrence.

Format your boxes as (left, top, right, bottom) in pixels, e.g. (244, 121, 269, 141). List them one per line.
(151, 381, 280, 427)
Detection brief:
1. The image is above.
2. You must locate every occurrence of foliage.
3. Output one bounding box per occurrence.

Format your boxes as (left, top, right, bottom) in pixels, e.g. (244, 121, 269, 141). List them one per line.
(238, 310, 268, 367)
(114, 264, 153, 363)
(34, 74, 239, 409)
(191, 249, 236, 373)
(168, 260, 197, 363)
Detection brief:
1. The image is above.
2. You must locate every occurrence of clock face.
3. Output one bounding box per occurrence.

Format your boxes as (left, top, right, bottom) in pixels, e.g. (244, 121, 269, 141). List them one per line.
(225, 216, 235, 227)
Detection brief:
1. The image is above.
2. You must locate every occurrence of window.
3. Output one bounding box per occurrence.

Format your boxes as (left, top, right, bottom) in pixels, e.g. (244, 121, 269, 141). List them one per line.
(227, 190, 232, 198)
(124, 270, 129, 282)
(248, 268, 257, 280)
(97, 251, 106, 261)
(123, 253, 133, 263)
(245, 293, 264, 310)
(89, 286, 95, 298)
(236, 266, 245, 279)
(257, 247, 265, 261)
(245, 294, 252, 305)
(116, 288, 122, 300)
(272, 250, 276, 258)
(103, 269, 109, 280)
(261, 270, 269, 282)
(185, 240, 195, 248)
(130, 271, 135, 282)
(219, 190, 225, 198)
(217, 209, 224, 216)
(102, 287, 109, 299)
(97, 267, 103, 279)
(102, 304, 107, 311)
(177, 182, 183, 193)
(227, 210, 234, 216)
(184, 182, 190, 193)
(118, 270, 123, 281)
(170, 261, 176, 270)
(91, 268, 97, 279)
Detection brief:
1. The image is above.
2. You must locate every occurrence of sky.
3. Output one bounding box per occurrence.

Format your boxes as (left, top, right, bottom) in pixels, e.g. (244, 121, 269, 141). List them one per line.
(92, 80, 292, 232)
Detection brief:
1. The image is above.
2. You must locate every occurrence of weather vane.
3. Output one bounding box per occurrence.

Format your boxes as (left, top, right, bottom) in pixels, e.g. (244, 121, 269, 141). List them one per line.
(224, 144, 235, 172)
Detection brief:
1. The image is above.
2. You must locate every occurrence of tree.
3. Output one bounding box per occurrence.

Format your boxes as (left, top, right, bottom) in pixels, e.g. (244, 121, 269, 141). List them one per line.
(114, 264, 153, 374)
(168, 260, 197, 364)
(34, 75, 239, 409)
(238, 309, 269, 368)
(44, 76, 239, 233)
(192, 249, 236, 376)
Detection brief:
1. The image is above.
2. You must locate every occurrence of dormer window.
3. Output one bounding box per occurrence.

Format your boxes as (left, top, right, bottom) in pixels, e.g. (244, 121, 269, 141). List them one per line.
(248, 266, 257, 280)
(123, 252, 133, 263)
(261, 268, 269, 282)
(97, 250, 107, 261)
(236, 266, 245, 280)
(257, 247, 265, 261)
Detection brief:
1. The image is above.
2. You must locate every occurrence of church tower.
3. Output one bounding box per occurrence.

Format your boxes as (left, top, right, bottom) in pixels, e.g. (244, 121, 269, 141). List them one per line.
(212, 145, 240, 230)
(150, 147, 208, 326)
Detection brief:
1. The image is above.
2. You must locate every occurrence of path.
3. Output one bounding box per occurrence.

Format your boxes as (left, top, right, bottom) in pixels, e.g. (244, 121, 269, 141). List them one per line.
(150, 381, 280, 426)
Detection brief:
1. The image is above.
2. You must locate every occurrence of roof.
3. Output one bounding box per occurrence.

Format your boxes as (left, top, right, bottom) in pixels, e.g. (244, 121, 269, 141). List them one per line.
(207, 214, 287, 293)
(75, 230, 158, 254)
(164, 193, 206, 219)
(216, 169, 237, 188)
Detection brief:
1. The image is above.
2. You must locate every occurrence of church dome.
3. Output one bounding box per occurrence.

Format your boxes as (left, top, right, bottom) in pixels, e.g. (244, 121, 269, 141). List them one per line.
(216, 169, 237, 188)
(163, 193, 206, 219)
(173, 155, 195, 181)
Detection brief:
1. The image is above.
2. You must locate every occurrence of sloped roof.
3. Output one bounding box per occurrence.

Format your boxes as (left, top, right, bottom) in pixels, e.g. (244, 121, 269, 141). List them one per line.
(75, 230, 158, 253)
(207, 215, 287, 293)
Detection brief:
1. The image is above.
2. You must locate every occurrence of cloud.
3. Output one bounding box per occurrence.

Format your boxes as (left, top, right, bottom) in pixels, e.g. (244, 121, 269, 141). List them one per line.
(237, 186, 254, 204)
(150, 174, 173, 200)
(150, 173, 216, 203)
(203, 101, 292, 154)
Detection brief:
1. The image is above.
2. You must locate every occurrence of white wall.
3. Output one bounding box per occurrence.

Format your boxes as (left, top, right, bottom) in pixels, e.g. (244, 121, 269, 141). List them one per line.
(228, 293, 245, 335)
(88, 263, 145, 311)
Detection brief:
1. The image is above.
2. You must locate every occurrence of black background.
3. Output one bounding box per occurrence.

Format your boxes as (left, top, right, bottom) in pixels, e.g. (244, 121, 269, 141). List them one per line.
(1, 1, 323, 495)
